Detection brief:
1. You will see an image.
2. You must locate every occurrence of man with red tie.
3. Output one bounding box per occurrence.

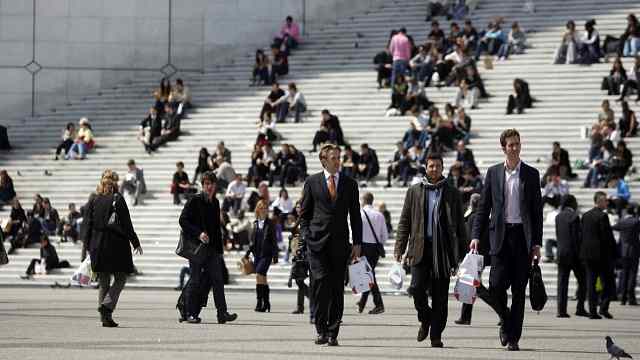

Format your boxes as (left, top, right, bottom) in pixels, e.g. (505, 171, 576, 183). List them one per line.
(300, 143, 363, 347)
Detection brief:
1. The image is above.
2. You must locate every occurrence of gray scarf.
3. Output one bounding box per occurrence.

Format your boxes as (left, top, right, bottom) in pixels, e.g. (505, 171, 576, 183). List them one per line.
(422, 176, 455, 279)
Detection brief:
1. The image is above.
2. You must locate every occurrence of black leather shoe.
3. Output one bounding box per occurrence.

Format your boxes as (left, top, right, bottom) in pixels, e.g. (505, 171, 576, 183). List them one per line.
(599, 310, 613, 319)
(185, 316, 202, 324)
(589, 313, 602, 320)
(368, 306, 385, 315)
(575, 309, 589, 317)
(454, 318, 471, 325)
(417, 322, 430, 342)
(315, 335, 328, 345)
(356, 301, 365, 314)
(430, 339, 444, 348)
(499, 325, 508, 347)
(327, 337, 339, 346)
(556, 313, 570, 318)
(217, 312, 238, 324)
(507, 342, 520, 351)
(291, 308, 304, 314)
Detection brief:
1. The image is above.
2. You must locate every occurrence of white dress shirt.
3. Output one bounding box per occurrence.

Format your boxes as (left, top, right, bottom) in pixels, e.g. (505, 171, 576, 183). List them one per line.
(504, 161, 522, 224)
(323, 169, 339, 193)
(225, 180, 246, 198)
(361, 205, 389, 244)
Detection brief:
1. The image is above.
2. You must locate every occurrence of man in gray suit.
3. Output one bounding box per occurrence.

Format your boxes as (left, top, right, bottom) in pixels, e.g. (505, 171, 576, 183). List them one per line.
(612, 205, 640, 306)
(470, 129, 543, 351)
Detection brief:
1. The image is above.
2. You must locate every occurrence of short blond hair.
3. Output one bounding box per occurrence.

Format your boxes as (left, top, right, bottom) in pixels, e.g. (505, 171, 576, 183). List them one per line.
(96, 169, 119, 195)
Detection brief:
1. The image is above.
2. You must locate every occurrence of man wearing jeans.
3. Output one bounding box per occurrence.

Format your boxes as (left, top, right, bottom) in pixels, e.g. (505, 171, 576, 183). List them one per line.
(179, 171, 237, 324)
(358, 192, 388, 315)
(389, 28, 411, 87)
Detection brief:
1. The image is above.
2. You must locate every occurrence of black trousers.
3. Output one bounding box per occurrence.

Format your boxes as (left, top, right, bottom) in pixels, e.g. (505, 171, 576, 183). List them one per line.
(411, 250, 450, 341)
(620, 257, 639, 303)
(186, 254, 228, 317)
(359, 244, 383, 308)
(556, 258, 586, 315)
(490, 224, 530, 344)
(584, 260, 614, 314)
(310, 252, 347, 338)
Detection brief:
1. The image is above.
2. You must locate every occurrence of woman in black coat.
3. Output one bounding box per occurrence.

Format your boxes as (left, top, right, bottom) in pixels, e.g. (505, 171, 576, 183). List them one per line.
(244, 200, 278, 312)
(83, 169, 143, 327)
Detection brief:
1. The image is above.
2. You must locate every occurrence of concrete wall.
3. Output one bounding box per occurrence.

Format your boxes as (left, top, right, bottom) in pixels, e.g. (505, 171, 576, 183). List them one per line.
(0, 0, 384, 122)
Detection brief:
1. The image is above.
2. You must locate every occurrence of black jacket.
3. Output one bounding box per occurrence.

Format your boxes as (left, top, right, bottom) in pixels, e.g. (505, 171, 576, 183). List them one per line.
(612, 216, 640, 259)
(83, 193, 140, 273)
(179, 193, 224, 255)
(247, 218, 279, 259)
(472, 162, 543, 255)
(554, 208, 582, 265)
(41, 243, 60, 269)
(580, 207, 616, 263)
(299, 172, 362, 256)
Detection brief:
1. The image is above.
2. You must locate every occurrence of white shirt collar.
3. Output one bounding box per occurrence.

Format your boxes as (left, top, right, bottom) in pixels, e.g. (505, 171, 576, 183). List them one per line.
(323, 169, 339, 182)
(504, 160, 521, 175)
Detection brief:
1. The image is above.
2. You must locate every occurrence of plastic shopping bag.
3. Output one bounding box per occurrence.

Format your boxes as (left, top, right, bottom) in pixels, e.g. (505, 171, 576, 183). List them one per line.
(454, 252, 483, 304)
(35, 258, 47, 275)
(71, 257, 92, 286)
(388, 262, 405, 290)
(348, 257, 374, 294)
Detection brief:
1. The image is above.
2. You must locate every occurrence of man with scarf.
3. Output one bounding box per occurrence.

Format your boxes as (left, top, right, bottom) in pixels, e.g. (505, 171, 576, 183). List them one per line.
(395, 152, 466, 348)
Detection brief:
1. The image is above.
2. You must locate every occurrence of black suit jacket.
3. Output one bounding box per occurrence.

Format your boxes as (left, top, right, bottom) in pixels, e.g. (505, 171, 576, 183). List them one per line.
(580, 207, 616, 263)
(179, 193, 224, 255)
(554, 208, 582, 265)
(471, 162, 543, 255)
(299, 172, 362, 261)
(247, 218, 279, 259)
(612, 216, 640, 259)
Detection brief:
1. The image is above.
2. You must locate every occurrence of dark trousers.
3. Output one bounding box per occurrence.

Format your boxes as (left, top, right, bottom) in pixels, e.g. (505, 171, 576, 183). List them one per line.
(55, 139, 73, 156)
(98, 272, 127, 311)
(556, 258, 586, 315)
(186, 254, 228, 317)
(295, 279, 309, 310)
(359, 244, 383, 308)
(311, 254, 346, 338)
(584, 260, 614, 314)
(490, 224, 530, 344)
(620, 257, 639, 303)
(620, 80, 640, 100)
(411, 252, 450, 341)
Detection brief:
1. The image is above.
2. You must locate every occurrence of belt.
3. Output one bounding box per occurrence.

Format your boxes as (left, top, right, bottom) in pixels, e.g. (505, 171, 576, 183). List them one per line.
(505, 223, 523, 228)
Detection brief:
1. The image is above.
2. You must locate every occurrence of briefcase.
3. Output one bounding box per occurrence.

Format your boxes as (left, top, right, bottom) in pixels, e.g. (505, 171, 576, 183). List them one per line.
(175, 232, 209, 264)
(529, 258, 548, 312)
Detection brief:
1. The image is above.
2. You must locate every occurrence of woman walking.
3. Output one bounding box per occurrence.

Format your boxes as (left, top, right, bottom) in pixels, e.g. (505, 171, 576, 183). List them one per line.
(244, 200, 279, 312)
(83, 170, 143, 327)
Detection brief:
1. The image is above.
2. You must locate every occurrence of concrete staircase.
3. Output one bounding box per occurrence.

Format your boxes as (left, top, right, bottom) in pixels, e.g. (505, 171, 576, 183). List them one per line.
(1, 0, 640, 297)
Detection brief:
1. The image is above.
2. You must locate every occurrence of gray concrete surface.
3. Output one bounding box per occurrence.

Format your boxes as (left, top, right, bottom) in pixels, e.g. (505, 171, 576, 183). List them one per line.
(1, 288, 639, 359)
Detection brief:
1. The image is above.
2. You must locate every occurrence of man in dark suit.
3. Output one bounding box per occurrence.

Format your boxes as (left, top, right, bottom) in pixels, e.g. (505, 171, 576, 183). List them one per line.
(580, 191, 617, 319)
(612, 205, 640, 306)
(554, 194, 588, 318)
(395, 152, 466, 347)
(300, 144, 363, 347)
(179, 171, 237, 324)
(470, 129, 543, 351)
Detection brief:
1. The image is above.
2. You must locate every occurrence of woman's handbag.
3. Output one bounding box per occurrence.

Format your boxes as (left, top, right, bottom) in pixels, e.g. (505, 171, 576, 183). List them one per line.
(529, 258, 548, 312)
(175, 232, 209, 264)
(238, 256, 255, 275)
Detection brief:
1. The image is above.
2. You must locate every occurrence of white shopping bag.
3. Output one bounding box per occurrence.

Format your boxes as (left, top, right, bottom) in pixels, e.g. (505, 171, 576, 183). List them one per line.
(388, 262, 405, 290)
(454, 252, 483, 304)
(71, 257, 92, 286)
(35, 258, 47, 275)
(348, 257, 374, 294)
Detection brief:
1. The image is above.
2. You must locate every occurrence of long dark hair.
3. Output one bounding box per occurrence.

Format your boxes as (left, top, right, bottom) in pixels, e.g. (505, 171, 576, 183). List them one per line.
(198, 147, 210, 168)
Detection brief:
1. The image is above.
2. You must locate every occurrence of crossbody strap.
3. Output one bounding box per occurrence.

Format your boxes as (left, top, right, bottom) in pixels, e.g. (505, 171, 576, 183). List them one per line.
(362, 209, 380, 244)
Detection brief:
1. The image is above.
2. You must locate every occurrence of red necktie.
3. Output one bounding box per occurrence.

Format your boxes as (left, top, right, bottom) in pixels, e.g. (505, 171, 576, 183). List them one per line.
(328, 175, 337, 201)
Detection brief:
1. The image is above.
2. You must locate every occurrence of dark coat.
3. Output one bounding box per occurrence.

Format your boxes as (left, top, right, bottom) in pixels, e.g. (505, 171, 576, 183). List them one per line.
(247, 218, 279, 259)
(466, 211, 489, 263)
(179, 193, 224, 255)
(83, 193, 140, 273)
(580, 207, 616, 263)
(299, 172, 362, 276)
(395, 178, 467, 275)
(554, 208, 582, 265)
(471, 162, 543, 255)
(612, 216, 640, 259)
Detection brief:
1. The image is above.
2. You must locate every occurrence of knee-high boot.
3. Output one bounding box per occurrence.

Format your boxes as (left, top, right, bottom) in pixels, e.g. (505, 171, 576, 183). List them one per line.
(257, 284, 271, 312)
(254, 284, 263, 312)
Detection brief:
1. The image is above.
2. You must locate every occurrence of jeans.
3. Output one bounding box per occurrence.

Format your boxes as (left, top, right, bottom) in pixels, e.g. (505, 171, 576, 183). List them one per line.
(277, 101, 306, 123)
(412, 62, 434, 84)
(391, 59, 408, 87)
(66, 142, 87, 159)
(497, 43, 510, 59)
(624, 37, 640, 57)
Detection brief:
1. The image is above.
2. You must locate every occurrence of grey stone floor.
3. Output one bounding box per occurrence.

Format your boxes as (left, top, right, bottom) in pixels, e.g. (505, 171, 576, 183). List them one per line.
(0, 287, 638, 360)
